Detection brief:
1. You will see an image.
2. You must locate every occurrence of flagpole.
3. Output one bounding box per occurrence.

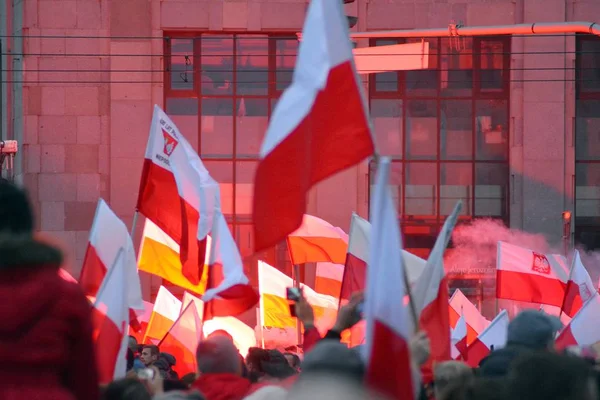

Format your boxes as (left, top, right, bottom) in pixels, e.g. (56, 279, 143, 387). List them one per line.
(93, 247, 125, 308)
(130, 210, 139, 239)
(293, 263, 302, 347)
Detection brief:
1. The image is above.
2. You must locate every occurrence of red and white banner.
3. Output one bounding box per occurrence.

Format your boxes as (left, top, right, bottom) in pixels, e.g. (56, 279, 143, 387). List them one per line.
(451, 314, 467, 360)
(562, 251, 595, 318)
(138, 105, 220, 285)
(364, 158, 414, 399)
(252, 0, 374, 252)
(556, 293, 600, 349)
(202, 210, 259, 320)
(496, 242, 569, 307)
(449, 289, 490, 344)
(465, 310, 509, 367)
(92, 244, 143, 383)
(143, 286, 182, 344)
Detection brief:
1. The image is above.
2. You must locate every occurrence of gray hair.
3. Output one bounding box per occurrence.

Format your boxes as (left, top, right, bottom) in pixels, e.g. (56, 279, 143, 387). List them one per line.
(196, 336, 241, 375)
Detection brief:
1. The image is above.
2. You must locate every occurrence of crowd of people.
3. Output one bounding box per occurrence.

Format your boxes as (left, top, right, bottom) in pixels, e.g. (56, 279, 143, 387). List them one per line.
(1, 178, 600, 400)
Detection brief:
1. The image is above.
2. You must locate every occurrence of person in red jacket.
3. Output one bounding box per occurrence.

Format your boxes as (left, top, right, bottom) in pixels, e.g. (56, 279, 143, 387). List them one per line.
(0, 179, 100, 400)
(191, 335, 267, 400)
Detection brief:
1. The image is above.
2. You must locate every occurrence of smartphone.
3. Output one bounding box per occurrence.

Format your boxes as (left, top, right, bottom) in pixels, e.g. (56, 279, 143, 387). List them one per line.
(286, 287, 301, 302)
(137, 368, 155, 380)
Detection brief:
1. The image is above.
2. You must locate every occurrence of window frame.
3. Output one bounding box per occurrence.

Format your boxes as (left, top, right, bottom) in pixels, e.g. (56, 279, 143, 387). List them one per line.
(368, 35, 511, 257)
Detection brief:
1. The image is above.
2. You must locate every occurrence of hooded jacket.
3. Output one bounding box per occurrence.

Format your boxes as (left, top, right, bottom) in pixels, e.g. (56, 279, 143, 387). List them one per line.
(0, 237, 100, 400)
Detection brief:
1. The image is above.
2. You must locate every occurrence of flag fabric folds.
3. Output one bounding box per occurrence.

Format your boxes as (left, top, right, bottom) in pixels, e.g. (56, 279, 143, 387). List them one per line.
(287, 215, 349, 265)
(202, 210, 259, 320)
(496, 242, 569, 307)
(451, 314, 467, 360)
(363, 157, 414, 400)
(252, 0, 374, 252)
(144, 286, 182, 344)
(465, 310, 509, 367)
(556, 293, 600, 349)
(315, 262, 344, 298)
(562, 251, 595, 318)
(449, 289, 490, 344)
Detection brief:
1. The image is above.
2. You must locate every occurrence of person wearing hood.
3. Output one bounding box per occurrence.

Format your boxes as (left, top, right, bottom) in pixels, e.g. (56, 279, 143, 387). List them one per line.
(191, 335, 267, 400)
(0, 179, 99, 399)
(478, 310, 562, 377)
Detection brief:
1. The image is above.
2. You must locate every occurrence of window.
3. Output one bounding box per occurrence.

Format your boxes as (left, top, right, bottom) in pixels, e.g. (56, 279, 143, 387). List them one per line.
(369, 36, 510, 258)
(575, 36, 600, 251)
(164, 34, 299, 287)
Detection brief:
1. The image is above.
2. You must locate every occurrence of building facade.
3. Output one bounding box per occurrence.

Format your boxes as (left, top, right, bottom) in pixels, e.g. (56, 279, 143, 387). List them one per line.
(1, 0, 599, 312)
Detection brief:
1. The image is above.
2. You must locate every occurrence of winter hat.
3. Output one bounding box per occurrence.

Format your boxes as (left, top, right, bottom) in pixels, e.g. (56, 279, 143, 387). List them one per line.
(300, 340, 364, 381)
(507, 310, 563, 350)
(243, 386, 288, 400)
(0, 179, 34, 236)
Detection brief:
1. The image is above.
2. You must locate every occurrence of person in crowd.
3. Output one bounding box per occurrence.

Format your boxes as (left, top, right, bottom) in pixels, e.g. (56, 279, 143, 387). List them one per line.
(181, 373, 198, 388)
(141, 345, 161, 366)
(437, 377, 508, 400)
(129, 335, 139, 354)
(508, 352, 598, 400)
(208, 329, 250, 379)
(478, 310, 562, 377)
(156, 352, 179, 380)
(101, 378, 152, 400)
(242, 386, 288, 400)
(154, 391, 205, 400)
(283, 353, 301, 371)
(192, 335, 267, 400)
(0, 179, 99, 400)
(433, 361, 474, 400)
(246, 348, 297, 382)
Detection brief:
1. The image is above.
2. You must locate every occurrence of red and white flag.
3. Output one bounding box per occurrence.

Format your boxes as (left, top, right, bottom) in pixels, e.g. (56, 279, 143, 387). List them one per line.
(143, 286, 182, 344)
(80, 199, 144, 329)
(252, 0, 374, 252)
(451, 314, 467, 360)
(138, 105, 220, 285)
(202, 210, 259, 320)
(449, 289, 490, 344)
(562, 251, 595, 318)
(556, 293, 600, 349)
(413, 202, 461, 381)
(92, 245, 143, 383)
(364, 157, 414, 400)
(158, 301, 203, 377)
(496, 242, 569, 307)
(465, 310, 509, 367)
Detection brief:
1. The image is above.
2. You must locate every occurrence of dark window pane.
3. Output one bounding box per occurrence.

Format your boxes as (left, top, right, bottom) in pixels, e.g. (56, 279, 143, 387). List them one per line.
(166, 98, 199, 151)
(578, 39, 600, 93)
(201, 35, 234, 95)
(575, 163, 600, 219)
(373, 39, 399, 92)
(475, 163, 507, 217)
(204, 161, 234, 216)
(406, 100, 437, 160)
(405, 162, 437, 218)
(371, 99, 402, 158)
(476, 100, 508, 160)
(441, 38, 473, 97)
(441, 100, 472, 160)
(200, 98, 233, 157)
(169, 39, 194, 91)
(480, 39, 505, 92)
(406, 38, 438, 97)
(370, 161, 402, 211)
(576, 100, 600, 161)
(236, 35, 269, 95)
(441, 163, 472, 216)
(235, 161, 258, 220)
(275, 38, 298, 91)
(236, 98, 269, 158)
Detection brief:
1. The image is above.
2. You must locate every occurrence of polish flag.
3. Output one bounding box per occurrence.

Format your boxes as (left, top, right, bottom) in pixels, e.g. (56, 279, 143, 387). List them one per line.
(449, 289, 490, 344)
(562, 251, 595, 318)
(158, 301, 203, 377)
(412, 201, 461, 381)
(80, 199, 144, 329)
(252, 0, 374, 252)
(92, 245, 143, 383)
(143, 286, 182, 344)
(137, 105, 220, 285)
(340, 213, 425, 301)
(287, 215, 349, 265)
(202, 210, 259, 320)
(465, 310, 509, 367)
(363, 157, 414, 400)
(496, 242, 569, 307)
(556, 293, 600, 349)
(129, 301, 154, 343)
(451, 314, 467, 360)
(315, 262, 344, 298)
(179, 291, 256, 358)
